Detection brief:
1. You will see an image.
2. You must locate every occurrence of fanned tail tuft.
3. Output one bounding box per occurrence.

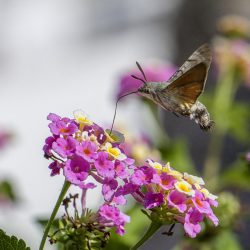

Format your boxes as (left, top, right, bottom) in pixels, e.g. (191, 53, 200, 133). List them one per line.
(190, 101, 214, 131)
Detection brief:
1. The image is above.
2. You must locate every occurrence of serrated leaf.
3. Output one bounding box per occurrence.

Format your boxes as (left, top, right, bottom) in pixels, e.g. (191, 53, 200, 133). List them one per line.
(0, 229, 30, 250)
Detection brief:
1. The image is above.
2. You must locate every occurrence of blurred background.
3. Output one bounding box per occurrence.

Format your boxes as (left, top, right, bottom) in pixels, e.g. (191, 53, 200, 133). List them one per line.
(0, 1, 250, 249)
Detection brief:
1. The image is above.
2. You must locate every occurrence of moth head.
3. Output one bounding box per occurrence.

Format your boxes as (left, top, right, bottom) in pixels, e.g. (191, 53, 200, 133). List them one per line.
(138, 82, 157, 99)
(138, 84, 151, 94)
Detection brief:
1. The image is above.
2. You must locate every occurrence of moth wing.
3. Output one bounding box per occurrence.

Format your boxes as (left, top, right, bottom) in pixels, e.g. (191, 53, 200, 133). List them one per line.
(160, 44, 211, 110)
(167, 43, 211, 85)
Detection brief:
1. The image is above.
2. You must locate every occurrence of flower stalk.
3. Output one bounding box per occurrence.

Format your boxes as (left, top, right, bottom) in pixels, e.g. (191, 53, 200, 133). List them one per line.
(130, 220, 162, 250)
(39, 180, 71, 250)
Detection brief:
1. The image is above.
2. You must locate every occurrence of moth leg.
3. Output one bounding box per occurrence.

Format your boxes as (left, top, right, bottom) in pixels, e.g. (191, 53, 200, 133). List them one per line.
(172, 112, 180, 117)
(162, 223, 176, 236)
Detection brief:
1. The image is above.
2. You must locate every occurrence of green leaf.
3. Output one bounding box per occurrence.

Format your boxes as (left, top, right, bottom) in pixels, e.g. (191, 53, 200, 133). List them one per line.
(0, 229, 30, 250)
(0, 180, 17, 202)
(105, 129, 125, 143)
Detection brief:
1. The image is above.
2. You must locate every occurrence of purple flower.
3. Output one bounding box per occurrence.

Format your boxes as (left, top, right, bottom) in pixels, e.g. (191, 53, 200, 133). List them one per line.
(48, 161, 63, 176)
(159, 172, 176, 190)
(114, 161, 129, 179)
(130, 166, 160, 186)
(112, 195, 127, 205)
(98, 204, 130, 235)
(115, 210, 130, 235)
(43, 136, 57, 157)
(116, 183, 139, 196)
(47, 113, 61, 122)
(192, 191, 212, 214)
(64, 155, 90, 188)
(168, 190, 187, 213)
(206, 210, 219, 226)
(144, 192, 164, 209)
(95, 152, 115, 178)
(102, 178, 118, 202)
(184, 208, 203, 238)
(76, 141, 98, 162)
(93, 125, 107, 144)
(130, 169, 147, 186)
(52, 136, 77, 158)
(116, 62, 177, 99)
(48, 114, 78, 136)
(99, 204, 120, 223)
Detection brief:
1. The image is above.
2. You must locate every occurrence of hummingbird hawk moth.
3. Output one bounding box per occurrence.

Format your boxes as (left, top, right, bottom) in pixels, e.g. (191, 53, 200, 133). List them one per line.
(131, 44, 214, 131)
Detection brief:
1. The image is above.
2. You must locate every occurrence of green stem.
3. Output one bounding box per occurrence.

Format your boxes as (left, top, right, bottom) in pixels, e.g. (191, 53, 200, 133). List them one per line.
(130, 221, 162, 250)
(203, 66, 238, 189)
(39, 180, 71, 250)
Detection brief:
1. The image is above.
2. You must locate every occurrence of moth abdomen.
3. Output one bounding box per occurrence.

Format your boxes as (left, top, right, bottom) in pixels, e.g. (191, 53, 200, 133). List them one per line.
(190, 102, 214, 131)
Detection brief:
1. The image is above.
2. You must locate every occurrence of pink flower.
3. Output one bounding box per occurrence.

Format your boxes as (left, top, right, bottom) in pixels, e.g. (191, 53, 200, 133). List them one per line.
(48, 161, 63, 176)
(64, 155, 91, 188)
(114, 161, 129, 179)
(102, 178, 118, 202)
(168, 190, 187, 213)
(192, 191, 212, 214)
(184, 208, 203, 238)
(52, 136, 77, 158)
(47, 113, 61, 122)
(130, 166, 160, 186)
(48, 113, 78, 136)
(116, 183, 139, 196)
(159, 172, 176, 190)
(112, 195, 127, 206)
(144, 192, 164, 209)
(98, 204, 130, 235)
(115, 210, 130, 235)
(76, 141, 98, 162)
(95, 152, 115, 178)
(43, 136, 57, 157)
(206, 210, 219, 226)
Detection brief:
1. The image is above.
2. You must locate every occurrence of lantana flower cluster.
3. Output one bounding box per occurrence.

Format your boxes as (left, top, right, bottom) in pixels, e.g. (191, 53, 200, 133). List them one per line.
(129, 160, 219, 238)
(43, 112, 218, 238)
(43, 111, 133, 235)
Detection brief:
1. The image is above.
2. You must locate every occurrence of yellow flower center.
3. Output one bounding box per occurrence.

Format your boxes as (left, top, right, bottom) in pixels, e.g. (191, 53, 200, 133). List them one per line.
(175, 181, 195, 196)
(178, 183, 190, 192)
(108, 147, 120, 157)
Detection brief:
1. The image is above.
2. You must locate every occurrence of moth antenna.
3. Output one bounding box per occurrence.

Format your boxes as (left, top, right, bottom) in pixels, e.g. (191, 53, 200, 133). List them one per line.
(136, 61, 147, 81)
(131, 74, 146, 84)
(109, 91, 138, 135)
